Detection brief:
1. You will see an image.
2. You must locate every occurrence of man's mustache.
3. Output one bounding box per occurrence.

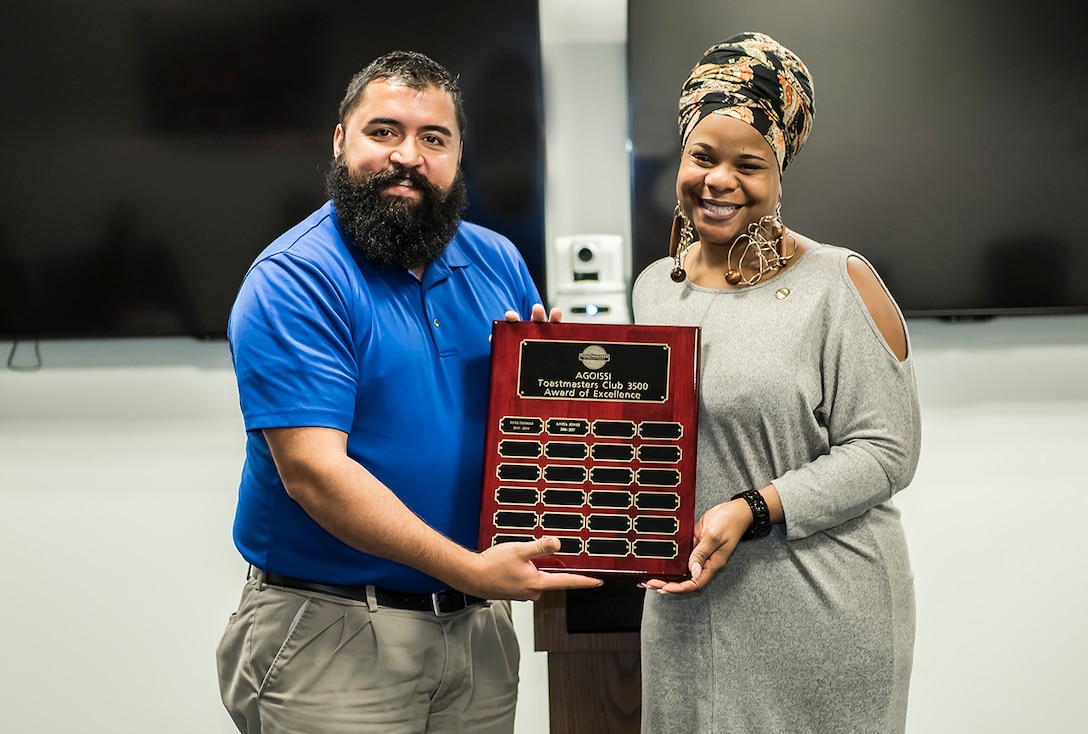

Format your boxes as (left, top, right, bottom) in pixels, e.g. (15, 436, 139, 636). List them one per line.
(360, 164, 437, 195)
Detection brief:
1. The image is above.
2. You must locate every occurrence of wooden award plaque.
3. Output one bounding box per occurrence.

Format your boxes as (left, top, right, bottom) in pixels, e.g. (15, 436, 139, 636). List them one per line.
(478, 320, 700, 581)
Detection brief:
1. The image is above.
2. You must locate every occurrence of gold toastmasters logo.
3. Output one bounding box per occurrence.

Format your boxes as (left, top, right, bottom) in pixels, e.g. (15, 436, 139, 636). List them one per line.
(577, 344, 611, 370)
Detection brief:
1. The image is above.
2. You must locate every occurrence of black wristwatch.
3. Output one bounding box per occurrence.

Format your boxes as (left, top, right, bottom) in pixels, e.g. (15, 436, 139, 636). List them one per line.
(732, 489, 772, 541)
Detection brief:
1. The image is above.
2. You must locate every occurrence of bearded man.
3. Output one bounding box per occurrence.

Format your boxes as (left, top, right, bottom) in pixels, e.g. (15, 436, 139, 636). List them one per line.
(216, 51, 600, 734)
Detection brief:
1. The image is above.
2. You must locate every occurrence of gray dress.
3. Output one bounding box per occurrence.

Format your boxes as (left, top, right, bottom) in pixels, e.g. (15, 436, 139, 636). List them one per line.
(632, 241, 921, 733)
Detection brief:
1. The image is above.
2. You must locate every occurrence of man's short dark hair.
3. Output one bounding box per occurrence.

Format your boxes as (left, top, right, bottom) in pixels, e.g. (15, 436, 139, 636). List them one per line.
(338, 50, 467, 136)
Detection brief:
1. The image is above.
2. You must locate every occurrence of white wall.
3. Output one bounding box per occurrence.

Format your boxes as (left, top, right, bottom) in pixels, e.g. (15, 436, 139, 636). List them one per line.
(2, 2, 1086, 732)
(894, 315, 1088, 732)
(539, 0, 631, 263)
(0, 338, 245, 733)
(4, 319, 1086, 734)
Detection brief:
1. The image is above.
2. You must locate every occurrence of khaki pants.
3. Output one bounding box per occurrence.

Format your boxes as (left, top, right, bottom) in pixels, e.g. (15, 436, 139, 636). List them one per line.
(216, 573, 520, 734)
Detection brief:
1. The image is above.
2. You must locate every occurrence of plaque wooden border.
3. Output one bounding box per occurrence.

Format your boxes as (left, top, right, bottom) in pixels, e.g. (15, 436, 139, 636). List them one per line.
(478, 320, 700, 581)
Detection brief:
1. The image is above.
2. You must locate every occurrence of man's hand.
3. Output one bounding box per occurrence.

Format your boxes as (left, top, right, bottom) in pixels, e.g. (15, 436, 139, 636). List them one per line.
(504, 303, 563, 323)
(456, 537, 601, 601)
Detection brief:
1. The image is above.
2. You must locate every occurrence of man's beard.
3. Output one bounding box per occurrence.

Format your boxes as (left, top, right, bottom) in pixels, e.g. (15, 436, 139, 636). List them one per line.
(325, 158, 468, 270)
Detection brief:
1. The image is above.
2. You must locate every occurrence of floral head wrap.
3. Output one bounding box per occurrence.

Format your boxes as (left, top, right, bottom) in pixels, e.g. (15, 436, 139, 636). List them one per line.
(678, 32, 815, 172)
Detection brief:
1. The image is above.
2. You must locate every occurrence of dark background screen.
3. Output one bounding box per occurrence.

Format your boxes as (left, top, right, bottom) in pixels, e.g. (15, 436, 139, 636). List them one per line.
(0, 0, 545, 339)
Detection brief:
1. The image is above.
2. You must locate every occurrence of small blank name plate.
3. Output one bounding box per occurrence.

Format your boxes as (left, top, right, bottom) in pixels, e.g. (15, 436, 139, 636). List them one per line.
(478, 320, 700, 581)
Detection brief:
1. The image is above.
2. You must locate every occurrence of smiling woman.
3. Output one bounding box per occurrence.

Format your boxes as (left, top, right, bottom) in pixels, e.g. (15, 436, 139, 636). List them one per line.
(674, 114, 784, 280)
(633, 31, 921, 734)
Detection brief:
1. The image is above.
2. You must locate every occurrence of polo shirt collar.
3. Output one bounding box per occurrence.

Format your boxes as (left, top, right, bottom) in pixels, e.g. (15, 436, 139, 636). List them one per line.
(419, 225, 470, 287)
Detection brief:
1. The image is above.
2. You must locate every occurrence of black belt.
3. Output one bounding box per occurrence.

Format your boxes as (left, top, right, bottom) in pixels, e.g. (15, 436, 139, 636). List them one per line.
(258, 570, 487, 616)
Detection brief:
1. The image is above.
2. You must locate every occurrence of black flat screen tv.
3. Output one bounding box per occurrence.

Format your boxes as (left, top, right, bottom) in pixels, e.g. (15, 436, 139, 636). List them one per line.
(627, 0, 1087, 318)
(0, 0, 545, 340)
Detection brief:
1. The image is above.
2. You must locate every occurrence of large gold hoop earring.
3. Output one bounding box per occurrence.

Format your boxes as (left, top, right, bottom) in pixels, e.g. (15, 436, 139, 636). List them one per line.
(724, 201, 791, 286)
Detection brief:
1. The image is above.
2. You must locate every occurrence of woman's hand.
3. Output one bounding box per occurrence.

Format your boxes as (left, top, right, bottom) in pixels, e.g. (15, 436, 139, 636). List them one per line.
(641, 498, 750, 593)
(641, 493, 764, 594)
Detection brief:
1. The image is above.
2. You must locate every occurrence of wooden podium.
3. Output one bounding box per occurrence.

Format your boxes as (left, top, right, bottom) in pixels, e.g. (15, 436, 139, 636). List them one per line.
(533, 584, 645, 734)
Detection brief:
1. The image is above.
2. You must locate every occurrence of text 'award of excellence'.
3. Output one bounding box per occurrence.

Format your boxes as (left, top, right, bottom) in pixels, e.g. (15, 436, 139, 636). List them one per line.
(478, 320, 701, 581)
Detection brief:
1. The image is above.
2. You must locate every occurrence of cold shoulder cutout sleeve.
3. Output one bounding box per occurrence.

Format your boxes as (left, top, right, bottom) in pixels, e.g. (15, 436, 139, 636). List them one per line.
(846, 255, 908, 361)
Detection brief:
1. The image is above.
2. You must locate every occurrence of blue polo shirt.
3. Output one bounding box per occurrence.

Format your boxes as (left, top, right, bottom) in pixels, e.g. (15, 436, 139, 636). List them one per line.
(228, 201, 541, 592)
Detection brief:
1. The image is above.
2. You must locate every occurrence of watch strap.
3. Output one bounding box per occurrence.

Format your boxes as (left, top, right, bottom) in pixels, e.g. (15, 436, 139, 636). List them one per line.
(731, 489, 772, 541)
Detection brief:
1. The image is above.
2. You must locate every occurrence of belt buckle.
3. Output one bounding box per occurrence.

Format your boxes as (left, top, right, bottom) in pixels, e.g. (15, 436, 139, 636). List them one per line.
(431, 591, 463, 617)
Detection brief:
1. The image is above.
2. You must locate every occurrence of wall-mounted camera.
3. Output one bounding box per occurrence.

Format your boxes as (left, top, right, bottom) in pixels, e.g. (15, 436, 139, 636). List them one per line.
(547, 234, 630, 323)
(549, 234, 627, 294)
